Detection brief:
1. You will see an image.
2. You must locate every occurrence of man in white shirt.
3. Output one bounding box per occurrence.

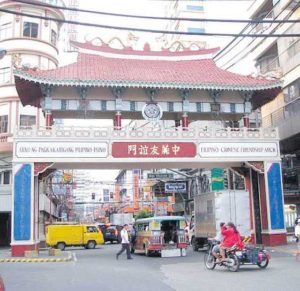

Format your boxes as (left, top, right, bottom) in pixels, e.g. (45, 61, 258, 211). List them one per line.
(116, 224, 133, 260)
(295, 219, 300, 260)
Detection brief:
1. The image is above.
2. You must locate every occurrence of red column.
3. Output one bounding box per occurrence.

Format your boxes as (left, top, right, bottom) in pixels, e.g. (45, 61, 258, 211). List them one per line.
(182, 113, 189, 131)
(45, 111, 53, 129)
(243, 115, 250, 128)
(114, 112, 122, 130)
(244, 172, 254, 242)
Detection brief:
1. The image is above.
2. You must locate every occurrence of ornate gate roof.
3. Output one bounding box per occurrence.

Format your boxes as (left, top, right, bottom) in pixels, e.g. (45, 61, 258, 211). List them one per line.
(14, 40, 282, 108)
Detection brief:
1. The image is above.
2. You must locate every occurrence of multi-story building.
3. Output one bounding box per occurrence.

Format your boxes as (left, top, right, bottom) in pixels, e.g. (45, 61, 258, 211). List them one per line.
(160, 0, 207, 50)
(0, 0, 65, 246)
(215, 0, 300, 214)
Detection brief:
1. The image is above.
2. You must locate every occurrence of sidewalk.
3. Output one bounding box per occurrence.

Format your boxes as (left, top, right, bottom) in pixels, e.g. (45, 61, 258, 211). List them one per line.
(0, 247, 74, 263)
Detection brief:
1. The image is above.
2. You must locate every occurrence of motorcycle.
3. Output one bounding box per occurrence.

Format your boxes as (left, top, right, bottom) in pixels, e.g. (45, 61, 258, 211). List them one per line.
(204, 239, 240, 272)
(235, 245, 270, 269)
(204, 239, 270, 272)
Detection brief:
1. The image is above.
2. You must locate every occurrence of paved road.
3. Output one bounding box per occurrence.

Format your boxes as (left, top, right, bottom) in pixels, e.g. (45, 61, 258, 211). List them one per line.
(0, 244, 299, 291)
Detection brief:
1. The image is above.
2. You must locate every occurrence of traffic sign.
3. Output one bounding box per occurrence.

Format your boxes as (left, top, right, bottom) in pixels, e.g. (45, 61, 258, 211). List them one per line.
(165, 182, 187, 193)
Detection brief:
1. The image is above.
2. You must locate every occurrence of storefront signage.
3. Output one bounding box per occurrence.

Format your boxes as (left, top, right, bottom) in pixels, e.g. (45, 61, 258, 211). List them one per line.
(112, 142, 196, 158)
(147, 173, 174, 179)
(15, 142, 108, 158)
(199, 142, 278, 158)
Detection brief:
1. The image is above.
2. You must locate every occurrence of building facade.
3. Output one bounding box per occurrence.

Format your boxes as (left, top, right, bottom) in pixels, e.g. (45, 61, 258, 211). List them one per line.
(0, 0, 65, 246)
(215, 0, 300, 214)
(160, 0, 206, 50)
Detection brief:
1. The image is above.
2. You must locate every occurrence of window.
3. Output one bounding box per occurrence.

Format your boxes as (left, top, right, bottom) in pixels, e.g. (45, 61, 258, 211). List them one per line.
(230, 103, 236, 113)
(287, 39, 300, 58)
(284, 78, 300, 104)
(196, 102, 202, 112)
(168, 102, 174, 112)
(20, 115, 36, 127)
(3, 171, 10, 185)
(51, 29, 57, 46)
(0, 115, 8, 133)
(130, 101, 136, 111)
(0, 67, 10, 84)
(187, 27, 205, 34)
(0, 22, 12, 40)
(87, 226, 98, 233)
(186, 5, 204, 11)
(61, 100, 67, 110)
(23, 22, 38, 38)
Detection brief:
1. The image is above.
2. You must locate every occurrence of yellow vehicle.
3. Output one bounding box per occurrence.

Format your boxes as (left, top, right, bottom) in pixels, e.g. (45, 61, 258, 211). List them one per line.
(46, 224, 104, 250)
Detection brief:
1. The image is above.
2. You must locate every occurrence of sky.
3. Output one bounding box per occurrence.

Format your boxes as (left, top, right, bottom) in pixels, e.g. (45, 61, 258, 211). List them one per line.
(74, 0, 253, 49)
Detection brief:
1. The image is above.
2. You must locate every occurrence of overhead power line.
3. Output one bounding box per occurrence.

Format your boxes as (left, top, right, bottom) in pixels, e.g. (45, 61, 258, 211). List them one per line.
(214, 0, 299, 65)
(220, 2, 300, 70)
(1, 8, 300, 37)
(10, 0, 300, 24)
(214, 0, 284, 60)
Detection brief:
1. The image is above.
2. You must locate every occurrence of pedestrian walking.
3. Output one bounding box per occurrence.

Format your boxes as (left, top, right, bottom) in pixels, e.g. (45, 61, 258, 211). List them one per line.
(295, 219, 300, 260)
(116, 224, 133, 260)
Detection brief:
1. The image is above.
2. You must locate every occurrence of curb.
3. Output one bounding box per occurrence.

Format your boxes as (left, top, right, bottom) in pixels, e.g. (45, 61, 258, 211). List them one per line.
(0, 252, 74, 263)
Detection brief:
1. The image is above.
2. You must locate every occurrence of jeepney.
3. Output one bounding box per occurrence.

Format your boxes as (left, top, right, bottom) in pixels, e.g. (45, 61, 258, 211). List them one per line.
(131, 216, 188, 257)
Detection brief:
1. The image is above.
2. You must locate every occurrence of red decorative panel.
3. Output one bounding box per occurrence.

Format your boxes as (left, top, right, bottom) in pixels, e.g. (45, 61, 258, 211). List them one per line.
(262, 233, 287, 246)
(112, 142, 197, 158)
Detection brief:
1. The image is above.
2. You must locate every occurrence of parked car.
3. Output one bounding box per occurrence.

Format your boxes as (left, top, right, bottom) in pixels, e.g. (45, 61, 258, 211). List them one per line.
(96, 223, 108, 235)
(0, 275, 5, 291)
(103, 225, 122, 243)
(46, 224, 104, 250)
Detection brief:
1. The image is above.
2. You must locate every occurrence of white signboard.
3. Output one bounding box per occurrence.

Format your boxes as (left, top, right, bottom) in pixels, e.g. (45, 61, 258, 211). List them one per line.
(15, 142, 108, 158)
(199, 142, 278, 158)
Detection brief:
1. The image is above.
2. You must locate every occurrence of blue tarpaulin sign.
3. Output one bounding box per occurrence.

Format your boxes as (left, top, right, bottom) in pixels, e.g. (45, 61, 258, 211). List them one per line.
(14, 164, 32, 240)
(267, 163, 285, 230)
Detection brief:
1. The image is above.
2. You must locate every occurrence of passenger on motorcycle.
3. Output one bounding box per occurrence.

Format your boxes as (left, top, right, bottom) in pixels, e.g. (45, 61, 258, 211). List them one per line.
(212, 222, 225, 260)
(219, 222, 244, 262)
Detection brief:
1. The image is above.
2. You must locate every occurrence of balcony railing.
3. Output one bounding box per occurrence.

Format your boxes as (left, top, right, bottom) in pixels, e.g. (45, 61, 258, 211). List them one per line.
(262, 97, 300, 128)
(14, 126, 279, 141)
(256, 54, 280, 75)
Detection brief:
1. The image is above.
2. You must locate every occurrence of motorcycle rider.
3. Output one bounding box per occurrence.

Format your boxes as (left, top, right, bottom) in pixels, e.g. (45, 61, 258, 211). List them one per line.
(212, 222, 225, 261)
(219, 222, 243, 262)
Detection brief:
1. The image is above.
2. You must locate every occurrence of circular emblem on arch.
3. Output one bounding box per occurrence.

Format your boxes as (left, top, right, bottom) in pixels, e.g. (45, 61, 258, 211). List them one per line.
(142, 103, 163, 121)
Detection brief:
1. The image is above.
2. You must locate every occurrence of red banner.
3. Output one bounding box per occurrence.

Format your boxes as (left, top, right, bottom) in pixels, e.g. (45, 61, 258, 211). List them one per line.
(112, 142, 196, 158)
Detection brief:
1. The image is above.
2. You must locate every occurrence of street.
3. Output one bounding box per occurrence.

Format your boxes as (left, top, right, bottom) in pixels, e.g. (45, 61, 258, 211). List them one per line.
(0, 243, 299, 291)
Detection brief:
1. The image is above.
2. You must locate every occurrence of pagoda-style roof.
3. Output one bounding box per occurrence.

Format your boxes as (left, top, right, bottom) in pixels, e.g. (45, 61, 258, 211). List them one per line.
(14, 40, 282, 109)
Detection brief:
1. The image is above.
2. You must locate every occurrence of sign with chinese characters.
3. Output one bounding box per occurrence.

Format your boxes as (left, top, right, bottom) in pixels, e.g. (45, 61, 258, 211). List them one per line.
(199, 142, 278, 158)
(147, 173, 174, 179)
(165, 182, 187, 193)
(112, 142, 196, 158)
(15, 142, 108, 158)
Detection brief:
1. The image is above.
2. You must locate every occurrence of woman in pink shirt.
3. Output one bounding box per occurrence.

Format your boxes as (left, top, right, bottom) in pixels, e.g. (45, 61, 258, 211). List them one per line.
(219, 222, 243, 261)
